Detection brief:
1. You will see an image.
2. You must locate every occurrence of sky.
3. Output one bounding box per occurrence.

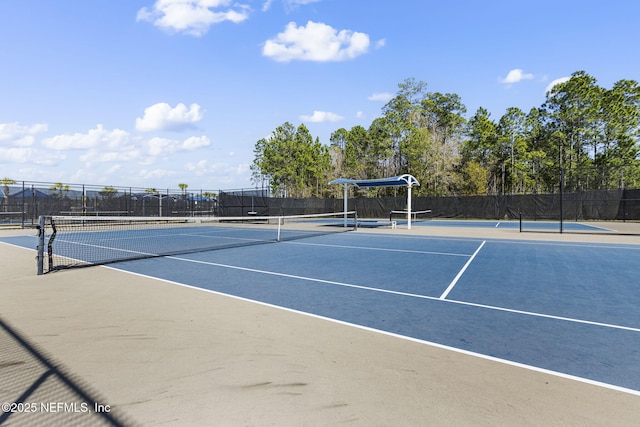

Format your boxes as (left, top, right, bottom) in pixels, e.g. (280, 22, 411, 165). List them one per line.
(1, 0, 640, 192)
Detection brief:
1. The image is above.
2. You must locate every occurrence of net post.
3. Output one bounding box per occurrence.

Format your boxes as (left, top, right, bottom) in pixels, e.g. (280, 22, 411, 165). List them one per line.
(519, 211, 522, 233)
(277, 216, 282, 241)
(354, 211, 358, 231)
(37, 215, 45, 275)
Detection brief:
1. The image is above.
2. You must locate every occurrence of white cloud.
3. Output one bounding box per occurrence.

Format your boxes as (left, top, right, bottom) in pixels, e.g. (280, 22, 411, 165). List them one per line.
(0, 120, 227, 189)
(286, 0, 321, 5)
(43, 133, 94, 150)
(147, 137, 180, 156)
(42, 124, 131, 150)
(0, 146, 65, 165)
(80, 148, 141, 165)
(299, 110, 344, 123)
(375, 38, 386, 49)
(0, 122, 48, 146)
(0, 147, 31, 163)
(184, 159, 248, 184)
(545, 76, 571, 93)
(500, 68, 535, 84)
(186, 159, 209, 171)
(356, 111, 365, 119)
(368, 92, 393, 102)
(264, 0, 322, 13)
(0, 122, 62, 167)
(182, 135, 212, 150)
(11, 135, 37, 147)
(145, 135, 212, 157)
(53, 126, 142, 167)
(36, 123, 211, 171)
(261, 0, 274, 11)
(105, 164, 122, 175)
(263, 21, 370, 62)
(185, 159, 223, 176)
(135, 103, 204, 132)
(138, 168, 177, 180)
(281, 0, 322, 11)
(137, 0, 249, 37)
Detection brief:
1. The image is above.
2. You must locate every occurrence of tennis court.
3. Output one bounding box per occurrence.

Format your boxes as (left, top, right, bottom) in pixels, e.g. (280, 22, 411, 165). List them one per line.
(3, 219, 640, 392)
(108, 234, 640, 390)
(1, 217, 639, 424)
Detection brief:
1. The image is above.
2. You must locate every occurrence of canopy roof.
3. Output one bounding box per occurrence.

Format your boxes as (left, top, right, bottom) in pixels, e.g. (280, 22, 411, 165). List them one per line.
(329, 174, 419, 188)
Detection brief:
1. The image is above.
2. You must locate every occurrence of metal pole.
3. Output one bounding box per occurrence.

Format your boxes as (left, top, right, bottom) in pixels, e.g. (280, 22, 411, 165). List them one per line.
(343, 184, 348, 227)
(21, 181, 25, 228)
(407, 184, 412, 230)
(277, 216, 282, 241)
(519, 212, 522, 233)
(37, 215, 45, 275)
(560, 167, 564, 233)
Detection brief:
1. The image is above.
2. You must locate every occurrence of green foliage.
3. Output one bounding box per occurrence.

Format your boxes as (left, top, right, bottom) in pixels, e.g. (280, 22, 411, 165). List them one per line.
(459, 71, 640, 194)
(99, 186, 118, 199)
(202, 191, 217, 200)
(253, 72, 640, 198)
(49, 182, 70, 198)
(252, 122, 332, 197)
(459, 161, 487, 195)
(1, 177, 16, 212)
(1, 177, 16, 197)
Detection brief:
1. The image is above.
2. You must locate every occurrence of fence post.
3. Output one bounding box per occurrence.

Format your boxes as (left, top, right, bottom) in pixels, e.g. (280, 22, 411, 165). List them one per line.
(37, 215, 45, 275)
(559, 167, 565, 233)
(21, 181, 25, 228)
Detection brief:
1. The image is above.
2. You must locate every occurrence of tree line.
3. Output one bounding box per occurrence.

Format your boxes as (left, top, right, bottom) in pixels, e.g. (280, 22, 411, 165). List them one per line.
(252, 71, 640, 198)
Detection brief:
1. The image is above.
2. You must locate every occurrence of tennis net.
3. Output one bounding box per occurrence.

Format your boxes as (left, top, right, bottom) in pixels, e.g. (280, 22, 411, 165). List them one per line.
(36, 211, 357, 274)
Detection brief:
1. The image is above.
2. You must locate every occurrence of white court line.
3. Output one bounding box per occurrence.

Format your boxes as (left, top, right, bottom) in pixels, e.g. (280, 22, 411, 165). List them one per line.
(356, 230, 640, 251)
(105, 265, 640, 397)
(439, 241, 486, 300)
(495, 222, 501, 228)
(164, 253, 640, 334)
(285, 241, 471, 257)
(166, 255, 441, 300)
(9, 235, 640, 337)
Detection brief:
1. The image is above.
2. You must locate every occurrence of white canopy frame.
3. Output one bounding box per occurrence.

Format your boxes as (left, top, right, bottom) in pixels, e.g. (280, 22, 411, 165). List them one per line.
(329, 174, 420, 229)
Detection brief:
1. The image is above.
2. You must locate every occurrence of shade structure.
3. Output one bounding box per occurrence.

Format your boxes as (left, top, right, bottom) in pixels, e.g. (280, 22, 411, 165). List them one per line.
(329, 174, 420, 229)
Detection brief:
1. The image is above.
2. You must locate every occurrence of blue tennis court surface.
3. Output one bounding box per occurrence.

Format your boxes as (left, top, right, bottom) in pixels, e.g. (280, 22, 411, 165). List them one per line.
(405, 219, 609, 231)
(2, 229, 640, 395)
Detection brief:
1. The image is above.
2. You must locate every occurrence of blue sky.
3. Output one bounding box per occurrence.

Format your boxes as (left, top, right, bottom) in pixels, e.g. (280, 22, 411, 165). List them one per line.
(1, 0, 639, 192)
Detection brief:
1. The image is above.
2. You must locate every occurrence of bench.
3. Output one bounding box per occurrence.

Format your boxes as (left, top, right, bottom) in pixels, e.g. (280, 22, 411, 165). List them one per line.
(357, 219, 397, 229)
(389, 209, 431, 221)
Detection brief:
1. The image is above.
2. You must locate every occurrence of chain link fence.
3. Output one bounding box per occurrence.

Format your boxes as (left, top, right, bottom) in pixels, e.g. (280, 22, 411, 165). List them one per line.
(1, 181, 219, 227)
(3, 169, 640, 229)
